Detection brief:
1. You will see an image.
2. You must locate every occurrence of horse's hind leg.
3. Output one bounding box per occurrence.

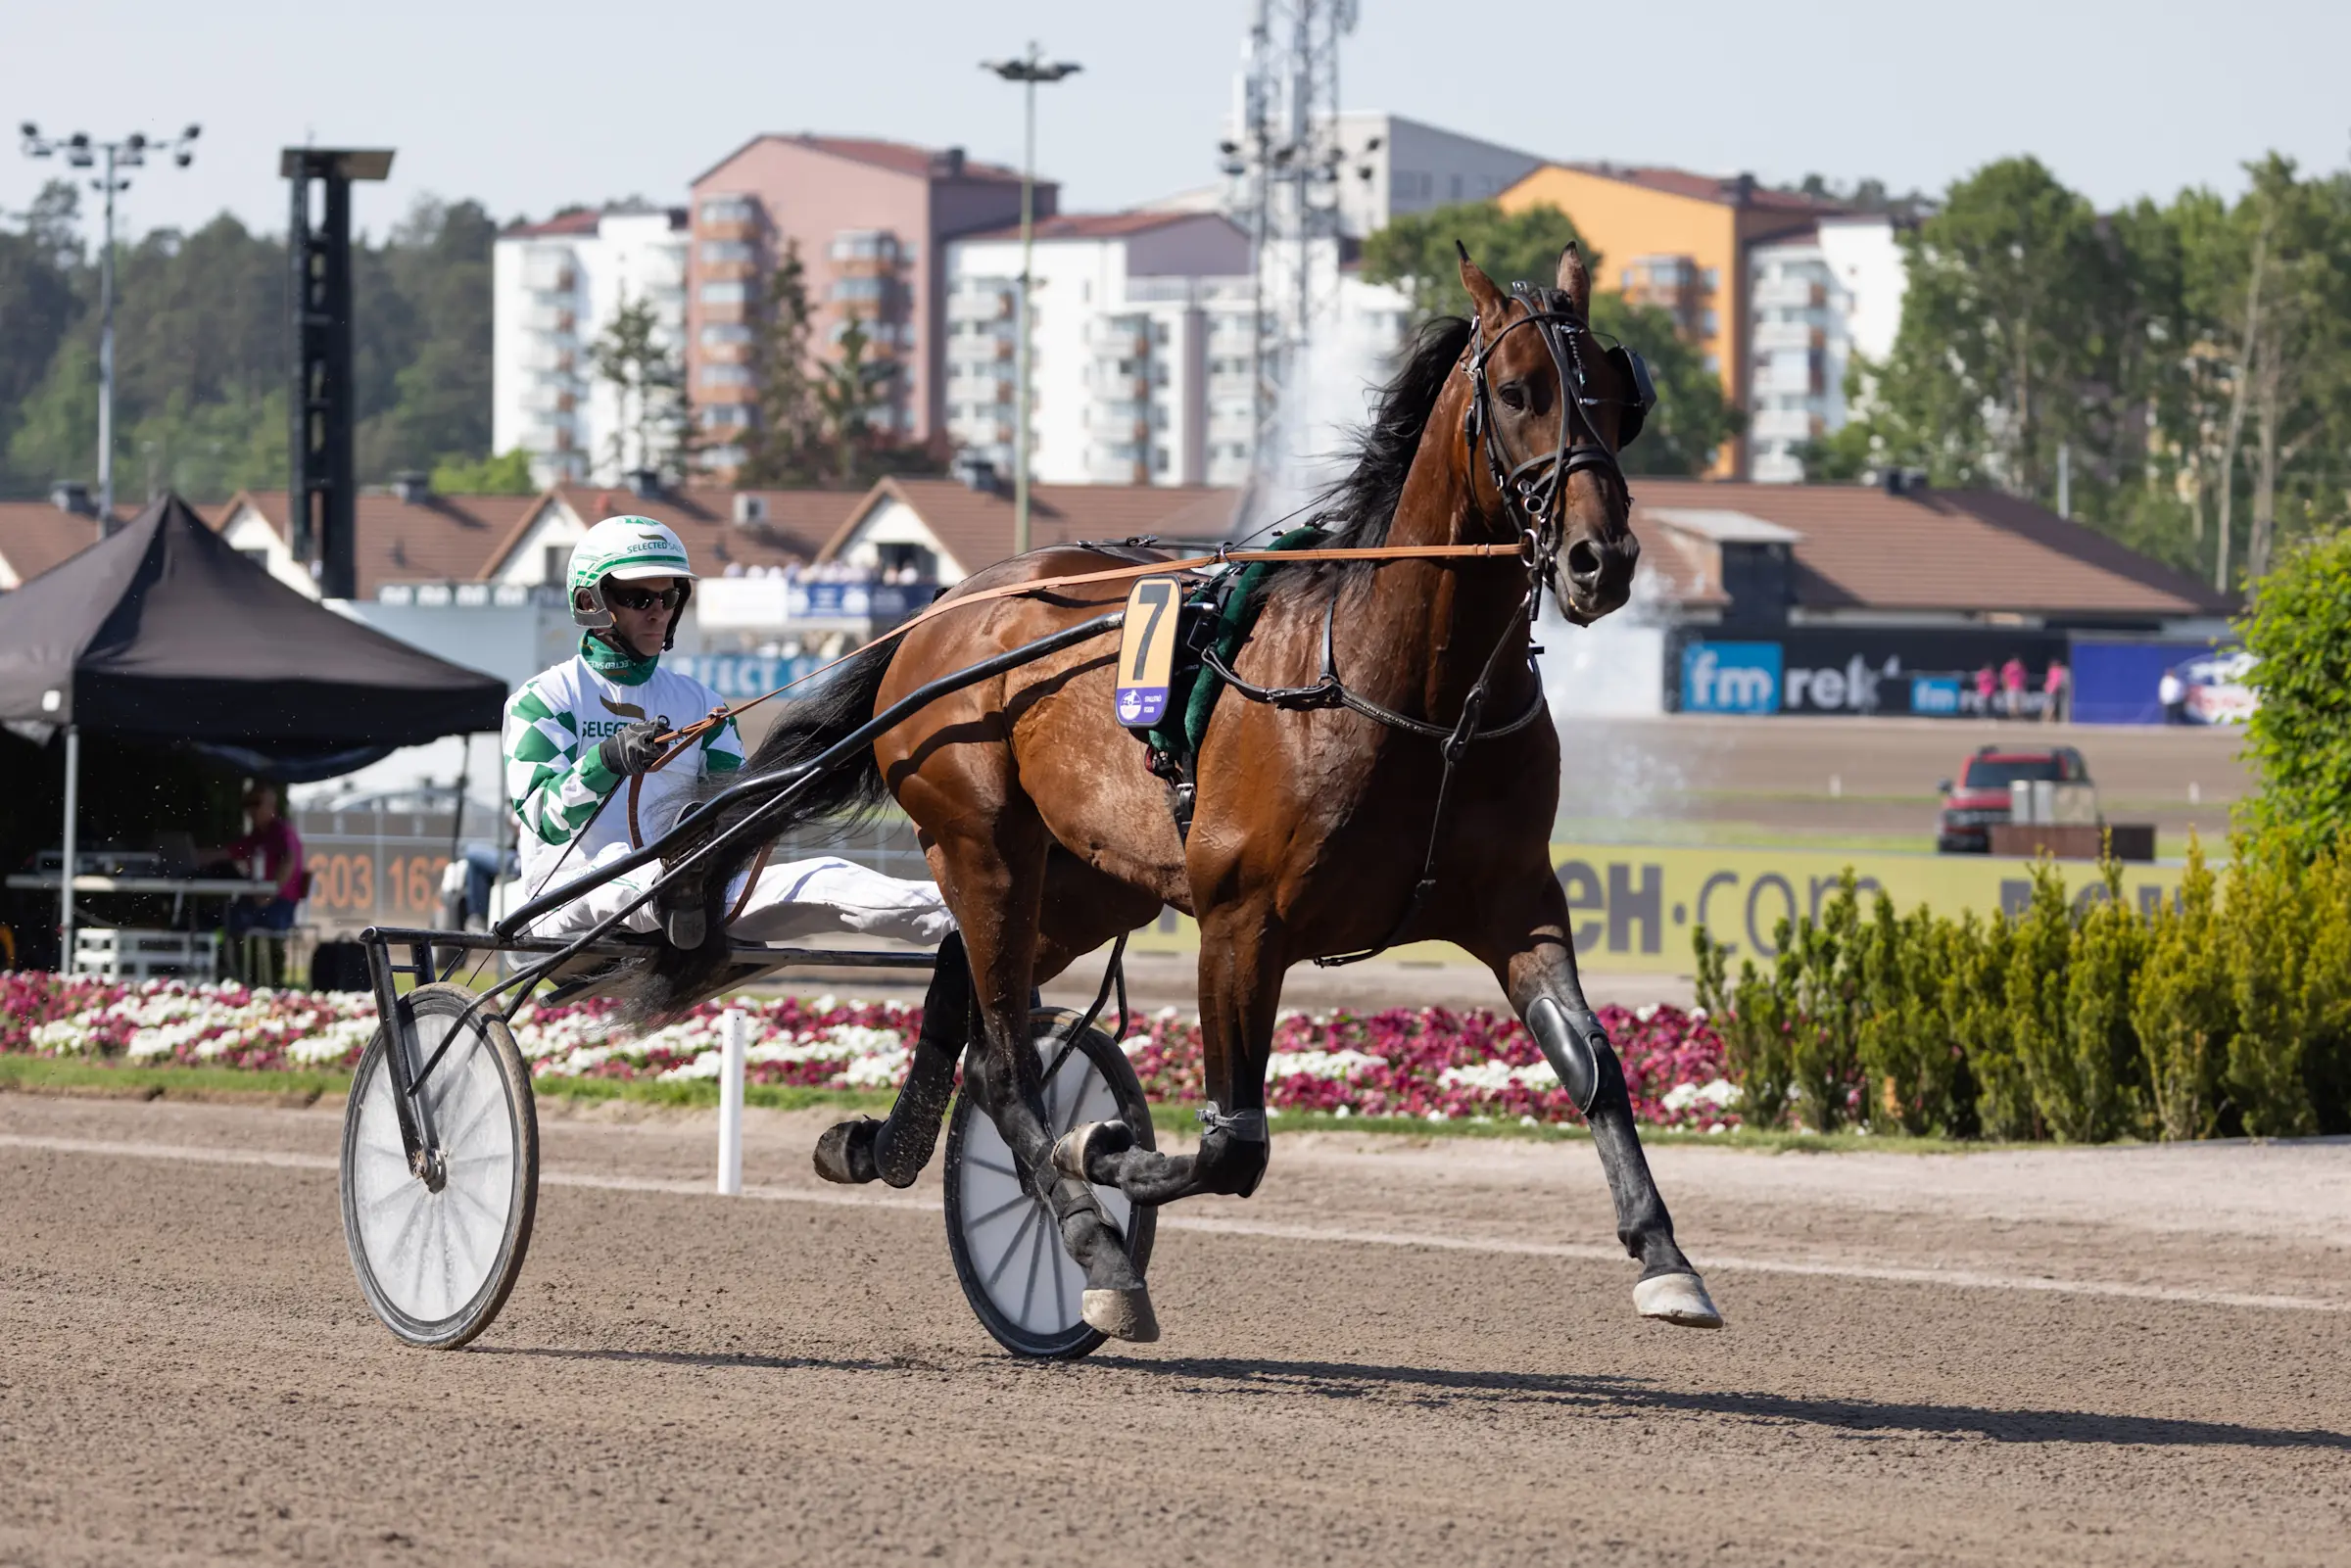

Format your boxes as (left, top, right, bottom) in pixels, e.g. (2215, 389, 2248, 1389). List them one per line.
(1466, 872, 1723, 1329)
(814, 932, 971, 1188)
(942, 818, 1157, 1340)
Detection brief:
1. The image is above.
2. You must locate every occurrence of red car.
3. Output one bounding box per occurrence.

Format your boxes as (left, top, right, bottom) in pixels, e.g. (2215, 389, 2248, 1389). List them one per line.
(1936, 744, 2091, 853)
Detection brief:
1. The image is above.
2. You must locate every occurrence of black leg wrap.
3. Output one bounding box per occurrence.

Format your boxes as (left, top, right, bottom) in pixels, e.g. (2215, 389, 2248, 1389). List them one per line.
(870, 933, 973, 1189)
(1195, 1122, 1270, 1198)
(1527, 995, 1604, 1115)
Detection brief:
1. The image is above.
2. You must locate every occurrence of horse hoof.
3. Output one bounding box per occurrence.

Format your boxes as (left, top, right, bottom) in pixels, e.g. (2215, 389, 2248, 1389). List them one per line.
(812, 1117, 882, 1185)
(1050, 1119, 1134, 1183)
(1633, 1271, 1724, 1328)
(1082, 1286, 1160, 1343)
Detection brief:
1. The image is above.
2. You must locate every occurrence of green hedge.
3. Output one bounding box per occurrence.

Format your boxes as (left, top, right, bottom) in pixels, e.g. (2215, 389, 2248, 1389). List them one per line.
(1693, 837, 2351, 1140)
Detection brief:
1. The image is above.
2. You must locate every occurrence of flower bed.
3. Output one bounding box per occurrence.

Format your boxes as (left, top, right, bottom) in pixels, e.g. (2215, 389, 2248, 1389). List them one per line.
(0, 973, 1738, 1130)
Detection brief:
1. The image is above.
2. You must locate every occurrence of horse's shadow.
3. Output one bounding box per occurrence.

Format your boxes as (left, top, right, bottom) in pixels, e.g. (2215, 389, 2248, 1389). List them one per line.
(1092, 1354, 2351, 1453)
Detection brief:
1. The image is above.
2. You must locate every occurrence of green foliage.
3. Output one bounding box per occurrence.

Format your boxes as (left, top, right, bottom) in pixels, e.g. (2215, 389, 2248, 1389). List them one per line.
(813, 311, 901, 483)
(2237, 527, 2351, 857)
(591, 293, 687, 480)
(1359, 200, 1744, 476)
(2133, 835, 2231, 1139)
(738, 239, 826, 487)
(430, 449, 537, 496)
(2221, 841, 2315, 1136)
(0, 194, 498, 501)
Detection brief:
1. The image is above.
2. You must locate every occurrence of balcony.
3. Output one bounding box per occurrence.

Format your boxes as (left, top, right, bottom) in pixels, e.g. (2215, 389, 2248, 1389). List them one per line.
(948, 375, 1013, 405)
(523, 260, 576, 294)
(949, 291, 1012, 323)
(1751, 320, 1825, 353)
(520, 383, 576, 414)
(1750, 407, 1821, 442)
(1751, 277, 1827, 310)
(523, 306, 577, 336)
(948, 335, 1014, 363)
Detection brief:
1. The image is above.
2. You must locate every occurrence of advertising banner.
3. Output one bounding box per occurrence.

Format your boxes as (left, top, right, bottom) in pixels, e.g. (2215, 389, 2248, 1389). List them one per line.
(1125, 841, 2188, 974)
(1669, 627, 2072, 718)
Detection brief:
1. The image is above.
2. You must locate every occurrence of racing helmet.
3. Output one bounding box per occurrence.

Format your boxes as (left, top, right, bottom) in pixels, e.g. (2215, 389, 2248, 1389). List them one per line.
(568, 515, 696, 649)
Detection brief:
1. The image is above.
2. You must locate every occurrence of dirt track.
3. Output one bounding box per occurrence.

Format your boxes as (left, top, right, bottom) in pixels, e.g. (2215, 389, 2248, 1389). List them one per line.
(4, 1092, 2348, 1566)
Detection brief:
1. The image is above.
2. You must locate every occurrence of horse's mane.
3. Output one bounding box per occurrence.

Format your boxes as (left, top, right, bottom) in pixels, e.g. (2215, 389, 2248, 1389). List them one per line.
(1270, 313, 1471, 607)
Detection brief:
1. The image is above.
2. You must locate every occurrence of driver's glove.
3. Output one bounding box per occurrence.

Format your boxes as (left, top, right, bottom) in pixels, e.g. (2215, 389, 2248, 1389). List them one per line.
(598, 719, 667, 778)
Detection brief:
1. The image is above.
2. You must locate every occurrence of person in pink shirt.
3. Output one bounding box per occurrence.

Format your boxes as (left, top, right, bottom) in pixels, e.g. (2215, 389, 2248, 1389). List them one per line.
(2041, 661, 2069, 723)
(1999, 656, 2028, 718)
(1973, 665, 1996, 717)
(206, 783, 308, 939)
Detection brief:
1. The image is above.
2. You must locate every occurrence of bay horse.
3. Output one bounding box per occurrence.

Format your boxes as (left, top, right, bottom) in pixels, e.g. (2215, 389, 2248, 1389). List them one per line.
(630, 246, 1721, 1342)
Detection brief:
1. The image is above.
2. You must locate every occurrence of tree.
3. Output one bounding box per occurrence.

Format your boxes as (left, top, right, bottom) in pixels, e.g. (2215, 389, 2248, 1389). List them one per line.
(0, 181, 83, 465)
(430, 449, 537, 495)
(590, 292, 686, 481)
(1361, 200, 1744, 475)
(813, 310, 899, 483)
(2237, 527, 2351, 860)
(736, 239, 826, 487)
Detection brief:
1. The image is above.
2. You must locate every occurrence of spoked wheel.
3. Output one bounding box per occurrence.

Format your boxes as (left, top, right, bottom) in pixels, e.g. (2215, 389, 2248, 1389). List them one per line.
(341, 981, 539, 1349)
(943, 1008, 1157, 1359)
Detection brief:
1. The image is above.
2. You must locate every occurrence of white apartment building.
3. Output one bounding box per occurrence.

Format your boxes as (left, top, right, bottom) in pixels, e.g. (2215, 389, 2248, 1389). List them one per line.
(1746, 215, 1907, 483)
(492, 205, 691, 488)
(1328, 111, 1545, 237)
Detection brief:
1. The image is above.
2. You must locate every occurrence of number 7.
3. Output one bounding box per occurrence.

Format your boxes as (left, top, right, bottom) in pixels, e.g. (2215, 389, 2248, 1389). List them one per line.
(1129, 580, 1172, 679)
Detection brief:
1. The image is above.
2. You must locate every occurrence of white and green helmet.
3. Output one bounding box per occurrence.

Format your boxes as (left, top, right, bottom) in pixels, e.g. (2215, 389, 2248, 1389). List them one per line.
(567, 515, 696, 630)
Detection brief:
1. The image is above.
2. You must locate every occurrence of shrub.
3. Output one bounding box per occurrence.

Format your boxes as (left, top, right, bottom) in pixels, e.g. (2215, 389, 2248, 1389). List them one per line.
(2132, 835, 2232, 1140)
(2222, 841, 2317, 1136)
(2239, 528, 2351, 861)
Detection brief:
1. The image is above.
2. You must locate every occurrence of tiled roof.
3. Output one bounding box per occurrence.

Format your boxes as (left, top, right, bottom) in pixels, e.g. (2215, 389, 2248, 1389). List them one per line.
(1565, 164, 1847, 215)
(0, 500, 136, 589)
(694, 134, 1025, 188)
(1630, 481, 2234, 620)
(956, 211, 1210, 244)
(501, 209, 604, 239)
(819, 479, 1241, 575)
(226, 491, 543, 596)
(544, 486, 865, 579)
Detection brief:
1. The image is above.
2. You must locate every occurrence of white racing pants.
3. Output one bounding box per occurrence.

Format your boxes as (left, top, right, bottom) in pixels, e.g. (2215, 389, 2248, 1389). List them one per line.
(519, 841, 955, 949)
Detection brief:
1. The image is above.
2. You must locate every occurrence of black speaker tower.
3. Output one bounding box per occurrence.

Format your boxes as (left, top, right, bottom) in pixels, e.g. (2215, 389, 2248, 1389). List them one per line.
(283, 148, 393, 600)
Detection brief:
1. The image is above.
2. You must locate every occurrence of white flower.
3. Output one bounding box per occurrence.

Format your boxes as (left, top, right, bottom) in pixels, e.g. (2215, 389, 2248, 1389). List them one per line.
(1423, 1109, 1448, 1122)
(841, 1047, 910, 1088)
(1332, 1104, 1352, 1118)
(1437, 1059, 1559, 1093)
(1264, 1048, 1383, 1082)
(1635, 1003, 1659, 1023)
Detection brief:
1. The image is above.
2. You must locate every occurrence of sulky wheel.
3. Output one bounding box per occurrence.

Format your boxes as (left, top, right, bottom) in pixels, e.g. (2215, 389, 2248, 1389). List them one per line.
(341, 981, 539, 1349)
(943, 1008, 1157, 1359)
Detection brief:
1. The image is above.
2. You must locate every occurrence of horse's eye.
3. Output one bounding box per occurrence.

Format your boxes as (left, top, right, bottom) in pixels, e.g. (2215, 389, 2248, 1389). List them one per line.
(1498, 382, 1527, 412)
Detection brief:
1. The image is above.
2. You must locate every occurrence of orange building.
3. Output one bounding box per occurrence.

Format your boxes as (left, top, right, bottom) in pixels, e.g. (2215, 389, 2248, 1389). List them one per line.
(1497, 165, 1841, 477)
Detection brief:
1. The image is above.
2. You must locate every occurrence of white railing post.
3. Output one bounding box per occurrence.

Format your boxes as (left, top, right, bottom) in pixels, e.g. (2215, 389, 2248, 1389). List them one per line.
(717, 1008, 746, 1196)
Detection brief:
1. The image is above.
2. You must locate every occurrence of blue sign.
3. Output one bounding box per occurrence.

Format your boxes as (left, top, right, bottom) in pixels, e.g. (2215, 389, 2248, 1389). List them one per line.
(1680, 641, 1782, 715)
(668, 653, 824, 701)
(1909, 676, 1961, 716)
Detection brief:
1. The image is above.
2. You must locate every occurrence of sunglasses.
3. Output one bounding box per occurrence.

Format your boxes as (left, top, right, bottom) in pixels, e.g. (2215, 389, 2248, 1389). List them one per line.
(604, 581, 687, 612)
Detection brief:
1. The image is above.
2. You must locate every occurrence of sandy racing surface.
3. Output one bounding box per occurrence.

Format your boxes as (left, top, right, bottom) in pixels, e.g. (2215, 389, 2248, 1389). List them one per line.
(4, 1092, 2348, 1566)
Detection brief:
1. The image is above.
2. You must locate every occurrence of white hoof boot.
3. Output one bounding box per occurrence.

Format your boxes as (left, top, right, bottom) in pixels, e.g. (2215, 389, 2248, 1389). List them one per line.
(1634, 1271, 1724, 1328)
(1081, 1286, 1160, 1343)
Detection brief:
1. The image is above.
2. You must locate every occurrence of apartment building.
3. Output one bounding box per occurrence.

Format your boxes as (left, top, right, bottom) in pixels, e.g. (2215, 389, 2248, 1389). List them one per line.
(1746, 216, 1907, 483)
(686, 135, 1049, 476)
(491, 205, 691, 487)
(1498, 165, 1846, 477)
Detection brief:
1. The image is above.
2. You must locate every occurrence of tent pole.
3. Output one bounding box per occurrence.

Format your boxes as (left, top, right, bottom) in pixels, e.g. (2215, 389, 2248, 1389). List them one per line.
(59, 726, 78, 975)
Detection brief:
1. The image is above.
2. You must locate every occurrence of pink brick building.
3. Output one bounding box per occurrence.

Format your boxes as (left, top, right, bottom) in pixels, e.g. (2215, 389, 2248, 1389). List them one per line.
(687, 135, 1056, 474)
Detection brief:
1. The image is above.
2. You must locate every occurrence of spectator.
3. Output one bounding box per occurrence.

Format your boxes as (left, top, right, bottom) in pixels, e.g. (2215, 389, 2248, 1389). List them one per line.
(2041, 661, 2070, 724)
(2158, 667, 2186, 724)
(205, 783, 307, 944)
(1972, 665, 1996, 717)
(1999, 656, 2028, 718)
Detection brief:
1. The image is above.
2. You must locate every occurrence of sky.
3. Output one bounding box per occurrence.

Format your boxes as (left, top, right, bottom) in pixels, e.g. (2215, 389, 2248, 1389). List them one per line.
(5, 0, 2349, 244)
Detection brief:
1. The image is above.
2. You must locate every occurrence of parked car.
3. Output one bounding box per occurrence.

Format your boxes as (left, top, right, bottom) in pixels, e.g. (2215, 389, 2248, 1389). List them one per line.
(2160, 648, 2257, 726)
(1936, 744, 2091, 853)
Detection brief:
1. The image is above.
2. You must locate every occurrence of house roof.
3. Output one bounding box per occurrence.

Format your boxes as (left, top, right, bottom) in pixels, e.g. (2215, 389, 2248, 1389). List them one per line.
(1630, 481, 2235, 621)
(0, 500, 137, 590)
(532, 485, 865, 579)
(956, 211, 1210, 245)
(819, 479, 1241, 575)
(1563, 164, 1847, 215)
(225, 490, 544, 596)
(501, 209, 604, 239)
(693, 133, 1025, 189)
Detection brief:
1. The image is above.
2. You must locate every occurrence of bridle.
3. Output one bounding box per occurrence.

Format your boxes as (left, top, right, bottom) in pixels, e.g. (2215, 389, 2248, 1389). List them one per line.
(1461, 280, 1654, 588)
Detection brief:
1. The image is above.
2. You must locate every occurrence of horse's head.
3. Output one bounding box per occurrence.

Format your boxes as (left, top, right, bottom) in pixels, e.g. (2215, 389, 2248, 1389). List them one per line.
(1457, 243, 1653, 624)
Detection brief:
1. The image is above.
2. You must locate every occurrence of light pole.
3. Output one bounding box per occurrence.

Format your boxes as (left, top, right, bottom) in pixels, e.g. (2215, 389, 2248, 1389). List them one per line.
(20, 122, 200, 535)
(983, 44, 1080, 558)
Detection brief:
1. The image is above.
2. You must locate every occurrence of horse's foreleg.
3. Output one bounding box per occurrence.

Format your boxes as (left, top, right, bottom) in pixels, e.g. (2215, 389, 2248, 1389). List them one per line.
(948, 828, 1156, 1341)
(1062, 906, 1279, 1206)
(1468, 874, 1723, 1329)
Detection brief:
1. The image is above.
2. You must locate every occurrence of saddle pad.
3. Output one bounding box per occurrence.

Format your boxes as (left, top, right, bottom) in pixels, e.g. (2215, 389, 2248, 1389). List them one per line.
(1140, 525, 1328, 768)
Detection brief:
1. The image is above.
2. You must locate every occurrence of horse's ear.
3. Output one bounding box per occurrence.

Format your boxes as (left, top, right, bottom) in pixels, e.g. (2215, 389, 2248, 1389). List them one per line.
(1456, 241, 1506, 320)
(1557, 242, 1592, 320)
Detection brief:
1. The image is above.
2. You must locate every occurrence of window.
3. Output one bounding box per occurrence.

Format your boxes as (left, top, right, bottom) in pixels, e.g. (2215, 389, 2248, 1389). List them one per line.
(1703, 266, 1721, 291)
(700, 322, 753, 347)
(830, 276, 885, 303)
(699, 196, 754, 225)
(1963, 757, 2063, 790)
(701, 240, 754, 264)
(543, 545, 569, 585)
(699, 281, 748, 306)
(700, 404, 752, 429)
(702, 362, 752, 386)
(1154, 447, 1171, 473)
(1701, 309, 1719, 336)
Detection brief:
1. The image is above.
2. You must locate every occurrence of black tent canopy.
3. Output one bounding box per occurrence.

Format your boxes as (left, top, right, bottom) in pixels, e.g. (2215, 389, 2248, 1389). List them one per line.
(0, 495, 505, 964)
(0, 494, 504, 744)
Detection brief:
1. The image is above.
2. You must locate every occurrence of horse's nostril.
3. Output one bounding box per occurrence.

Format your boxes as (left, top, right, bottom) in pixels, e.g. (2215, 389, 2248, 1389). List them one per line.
(1566, 540, 1604, 583)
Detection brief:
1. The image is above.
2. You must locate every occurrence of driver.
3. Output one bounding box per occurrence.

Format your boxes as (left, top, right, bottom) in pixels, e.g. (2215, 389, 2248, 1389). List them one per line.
(501, 514, 953, 950)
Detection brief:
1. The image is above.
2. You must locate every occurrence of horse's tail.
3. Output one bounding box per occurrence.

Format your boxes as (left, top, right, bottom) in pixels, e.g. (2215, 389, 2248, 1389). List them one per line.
(618, 640, 899, 1022)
